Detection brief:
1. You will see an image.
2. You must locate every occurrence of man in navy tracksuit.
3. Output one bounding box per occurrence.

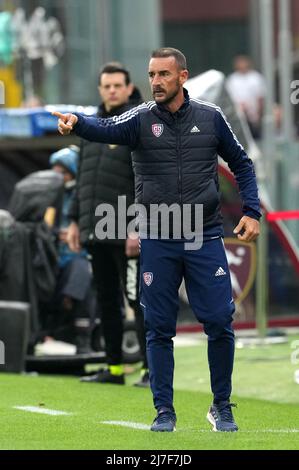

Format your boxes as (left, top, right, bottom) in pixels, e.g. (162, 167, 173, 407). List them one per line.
(53, 48, 261, 433)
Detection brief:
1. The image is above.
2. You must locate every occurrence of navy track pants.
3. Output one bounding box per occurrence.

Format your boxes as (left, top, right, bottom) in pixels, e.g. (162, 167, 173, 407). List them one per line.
(140, 237, 235, 411)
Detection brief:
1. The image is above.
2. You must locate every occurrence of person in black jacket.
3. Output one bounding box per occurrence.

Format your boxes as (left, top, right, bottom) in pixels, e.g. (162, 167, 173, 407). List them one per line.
(54, 48, 261, 432)
(67, 62, 149, 386)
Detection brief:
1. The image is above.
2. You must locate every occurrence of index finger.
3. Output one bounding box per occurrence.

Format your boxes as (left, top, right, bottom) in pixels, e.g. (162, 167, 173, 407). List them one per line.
(52, 111, 66, 120)
(233, 221, 244, 234)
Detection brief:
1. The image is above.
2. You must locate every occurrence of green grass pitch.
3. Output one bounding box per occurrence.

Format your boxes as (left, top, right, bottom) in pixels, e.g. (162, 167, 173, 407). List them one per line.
(0, 334, 299, 450)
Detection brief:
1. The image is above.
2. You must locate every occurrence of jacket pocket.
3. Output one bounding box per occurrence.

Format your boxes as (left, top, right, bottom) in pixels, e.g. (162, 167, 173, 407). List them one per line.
(201, 179, 220, 217)
(142, 176, 174, 205)
(142, 179, 160, 204)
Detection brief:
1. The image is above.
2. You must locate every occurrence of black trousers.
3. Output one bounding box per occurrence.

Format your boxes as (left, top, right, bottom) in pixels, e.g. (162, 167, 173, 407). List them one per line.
(89, 243, 147, 368)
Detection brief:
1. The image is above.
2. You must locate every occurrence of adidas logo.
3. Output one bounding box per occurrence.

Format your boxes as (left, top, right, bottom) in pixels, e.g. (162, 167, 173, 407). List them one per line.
(215, 267, 226, 277)
(190, 125, 200, 133)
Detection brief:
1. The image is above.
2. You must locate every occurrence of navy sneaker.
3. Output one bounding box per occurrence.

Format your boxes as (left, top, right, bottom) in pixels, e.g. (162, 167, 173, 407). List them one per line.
(150, 408, 177, 432)
(207, 401, 238, 432)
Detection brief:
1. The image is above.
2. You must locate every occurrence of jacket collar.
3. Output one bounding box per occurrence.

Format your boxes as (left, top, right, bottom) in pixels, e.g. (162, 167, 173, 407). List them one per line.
(153, 87, 190, 122)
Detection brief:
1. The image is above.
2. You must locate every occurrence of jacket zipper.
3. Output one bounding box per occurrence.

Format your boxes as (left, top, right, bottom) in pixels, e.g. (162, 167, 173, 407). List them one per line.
(175, 115, 182, 206)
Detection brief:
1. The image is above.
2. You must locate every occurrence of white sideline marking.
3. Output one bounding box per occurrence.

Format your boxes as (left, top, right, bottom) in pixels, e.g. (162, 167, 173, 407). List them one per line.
(199, 429, 299, 434)
(245, 429, 299, 433)
(14, 406, 72, 416)
(102, 421, 299, 434)
(101, 420, 150, 431)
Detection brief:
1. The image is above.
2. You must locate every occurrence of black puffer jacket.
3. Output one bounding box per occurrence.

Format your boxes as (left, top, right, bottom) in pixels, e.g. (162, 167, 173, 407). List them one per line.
(69, 92, 142, 245)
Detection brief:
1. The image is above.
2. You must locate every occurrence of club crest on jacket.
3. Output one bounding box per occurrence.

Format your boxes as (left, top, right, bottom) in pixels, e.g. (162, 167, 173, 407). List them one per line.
(152, 123, 164, 137)
(143, 272, 153, 286)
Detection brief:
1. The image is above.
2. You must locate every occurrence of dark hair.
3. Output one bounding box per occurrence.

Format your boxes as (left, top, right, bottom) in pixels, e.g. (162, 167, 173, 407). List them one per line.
(98, 62, 131, 86)
(151, 47, 187, 70)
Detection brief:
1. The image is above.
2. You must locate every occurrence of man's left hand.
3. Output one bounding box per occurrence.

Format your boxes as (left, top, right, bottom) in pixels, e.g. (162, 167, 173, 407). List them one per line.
(233, 216, 260, 242)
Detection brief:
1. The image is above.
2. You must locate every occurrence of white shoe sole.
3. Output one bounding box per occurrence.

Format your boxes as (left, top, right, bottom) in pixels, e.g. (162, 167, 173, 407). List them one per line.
(206, 412, 238, 432)
(207, 412, 218, 432)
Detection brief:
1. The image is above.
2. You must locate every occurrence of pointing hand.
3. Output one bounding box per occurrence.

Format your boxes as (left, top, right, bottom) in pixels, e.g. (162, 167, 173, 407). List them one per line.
(52, 111, 78, 135)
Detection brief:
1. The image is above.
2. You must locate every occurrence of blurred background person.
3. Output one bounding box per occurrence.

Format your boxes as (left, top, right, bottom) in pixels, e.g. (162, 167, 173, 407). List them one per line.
(226, 55, 266, 139)
(67, 62, 149, 387)
(39, 146, 93, 354)
(21, 95, 44, 108)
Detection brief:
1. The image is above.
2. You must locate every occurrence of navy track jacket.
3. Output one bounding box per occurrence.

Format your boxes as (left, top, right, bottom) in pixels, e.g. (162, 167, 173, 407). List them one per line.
(73, 89, 261, 237)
